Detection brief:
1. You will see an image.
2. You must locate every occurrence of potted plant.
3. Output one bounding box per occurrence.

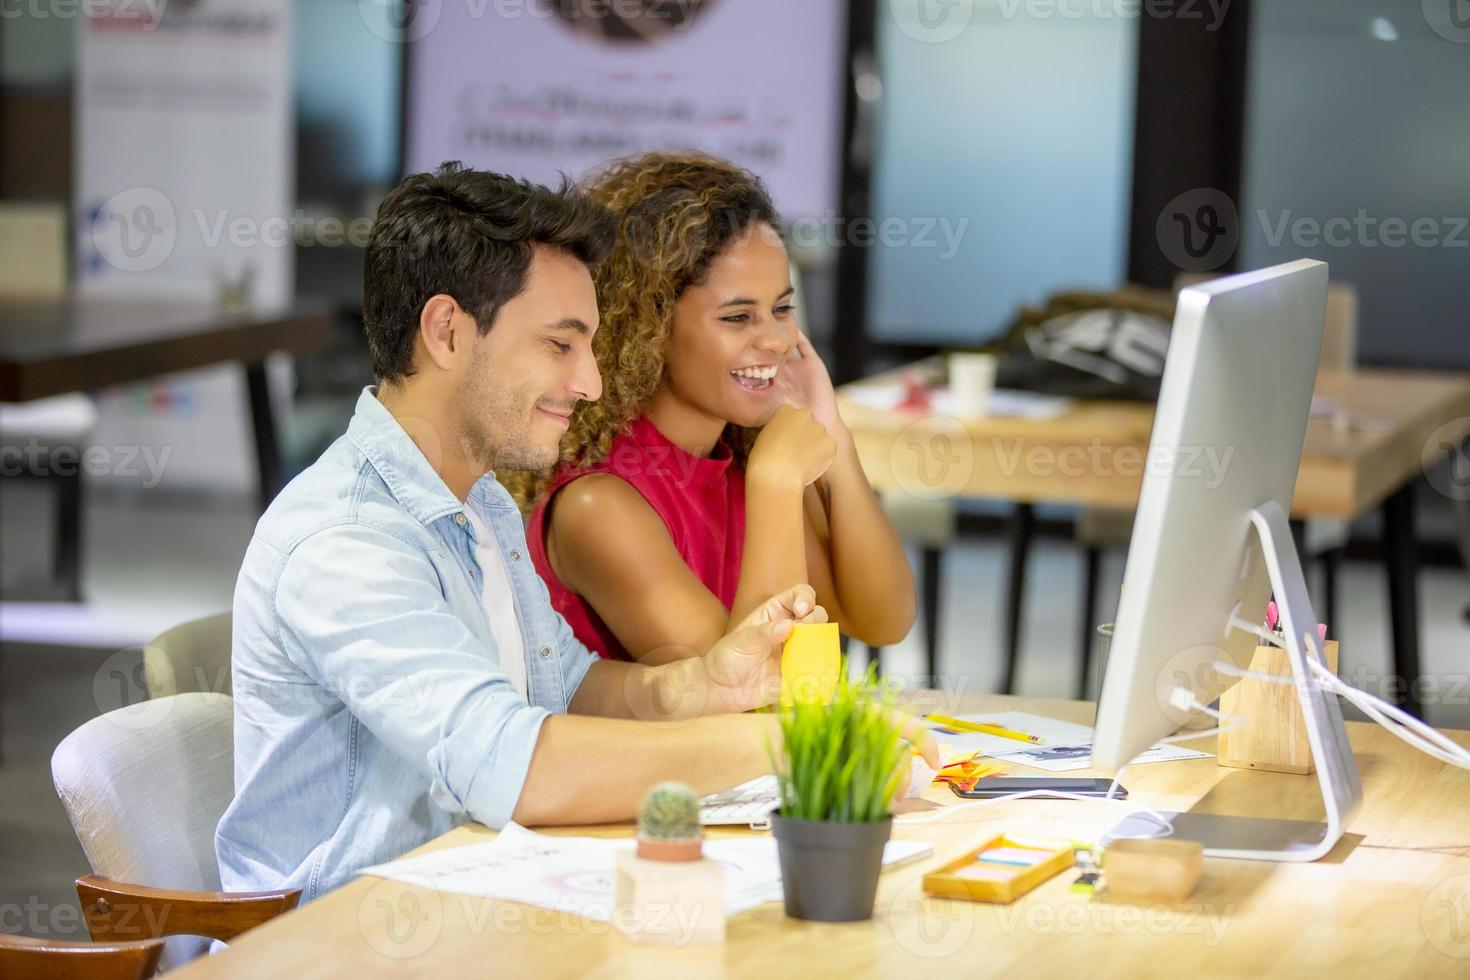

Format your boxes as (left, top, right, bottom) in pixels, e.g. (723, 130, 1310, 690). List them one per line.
(766, 667, 912, 922)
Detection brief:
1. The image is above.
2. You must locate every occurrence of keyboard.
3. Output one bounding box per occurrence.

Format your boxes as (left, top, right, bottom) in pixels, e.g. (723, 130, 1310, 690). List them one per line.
(699, 775, 780, 829)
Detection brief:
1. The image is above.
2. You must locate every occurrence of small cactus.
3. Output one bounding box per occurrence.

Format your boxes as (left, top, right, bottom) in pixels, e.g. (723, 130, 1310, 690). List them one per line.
(638, 782, 702, 842)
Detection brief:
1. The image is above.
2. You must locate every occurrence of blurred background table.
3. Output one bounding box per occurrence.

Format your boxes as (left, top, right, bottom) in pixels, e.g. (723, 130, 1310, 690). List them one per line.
(0, 295, 334, 509)
(837, 360, 1470, 715)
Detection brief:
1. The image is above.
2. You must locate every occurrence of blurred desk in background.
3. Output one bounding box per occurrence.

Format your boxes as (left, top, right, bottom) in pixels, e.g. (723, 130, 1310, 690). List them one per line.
(0, 295, 334, 507)
(837, 360, 1470, 714)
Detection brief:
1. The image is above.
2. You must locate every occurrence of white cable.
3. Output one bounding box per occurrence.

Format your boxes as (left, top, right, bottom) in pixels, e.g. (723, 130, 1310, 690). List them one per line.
(895, 787, 1178, 848)
(1304, 659, 1470, 768)
(1210, 635, 1470, 772)
(1213, 659, 1298, 686)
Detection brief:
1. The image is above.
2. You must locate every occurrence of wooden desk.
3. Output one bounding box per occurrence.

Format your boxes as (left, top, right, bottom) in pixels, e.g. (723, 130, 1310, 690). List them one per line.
(837, 362, 1470, 711)
(0, 295, 335, 506)
(170, 693, 1470, 979)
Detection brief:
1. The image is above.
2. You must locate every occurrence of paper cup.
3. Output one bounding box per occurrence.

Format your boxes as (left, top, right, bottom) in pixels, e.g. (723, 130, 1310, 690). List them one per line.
(948, 352, 998, 418)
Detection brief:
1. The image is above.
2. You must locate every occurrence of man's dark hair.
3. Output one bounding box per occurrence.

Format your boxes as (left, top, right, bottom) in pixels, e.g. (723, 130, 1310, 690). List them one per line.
(363, 162, 616, 381)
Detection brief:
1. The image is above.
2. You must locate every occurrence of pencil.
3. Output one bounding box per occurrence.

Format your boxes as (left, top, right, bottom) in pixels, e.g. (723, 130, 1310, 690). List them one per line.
(925, 714, 1046, 746)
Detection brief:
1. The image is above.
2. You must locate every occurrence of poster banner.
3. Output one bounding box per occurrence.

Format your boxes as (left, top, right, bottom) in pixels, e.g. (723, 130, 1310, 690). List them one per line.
(399, 0, 847, 222)
(75, 0, 293, 493)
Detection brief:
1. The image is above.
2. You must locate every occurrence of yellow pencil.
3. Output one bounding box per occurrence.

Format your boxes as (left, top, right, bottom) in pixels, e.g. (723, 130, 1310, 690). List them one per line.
(925, 714, 1046, 746)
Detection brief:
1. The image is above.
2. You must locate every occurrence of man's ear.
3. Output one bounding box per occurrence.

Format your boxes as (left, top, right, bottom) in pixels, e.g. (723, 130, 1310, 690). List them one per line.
(417, 294, 469, 373)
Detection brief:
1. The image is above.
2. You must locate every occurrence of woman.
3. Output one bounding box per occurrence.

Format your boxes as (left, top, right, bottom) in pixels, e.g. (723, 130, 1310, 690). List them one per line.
(513, 152, 915, 663)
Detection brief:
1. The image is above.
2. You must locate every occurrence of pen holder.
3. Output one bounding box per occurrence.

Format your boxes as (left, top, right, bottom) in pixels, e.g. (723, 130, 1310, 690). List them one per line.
(1217, 640, 1340, 775)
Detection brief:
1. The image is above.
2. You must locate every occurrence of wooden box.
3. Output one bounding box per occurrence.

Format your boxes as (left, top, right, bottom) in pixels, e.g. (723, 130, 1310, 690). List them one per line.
(922, 833, 1074, 904)
(1218, 640, 1340, 775)
(1103, 837, 1203, 902)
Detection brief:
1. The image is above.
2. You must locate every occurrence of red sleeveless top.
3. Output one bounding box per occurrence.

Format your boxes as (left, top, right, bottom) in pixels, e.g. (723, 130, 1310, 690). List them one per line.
(527, 415, 746, 661)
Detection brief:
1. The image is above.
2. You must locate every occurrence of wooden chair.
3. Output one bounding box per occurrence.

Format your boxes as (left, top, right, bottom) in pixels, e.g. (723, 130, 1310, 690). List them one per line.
(52, 692, 298, 970)
(142, 612, 233, 698)
(0, 933, 163, 980)
(75, 874, 298, 948)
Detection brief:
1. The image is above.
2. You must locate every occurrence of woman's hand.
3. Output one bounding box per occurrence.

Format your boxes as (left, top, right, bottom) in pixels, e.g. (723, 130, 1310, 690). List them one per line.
(747, 404, 837, 492)
(777, 331, 848, 446)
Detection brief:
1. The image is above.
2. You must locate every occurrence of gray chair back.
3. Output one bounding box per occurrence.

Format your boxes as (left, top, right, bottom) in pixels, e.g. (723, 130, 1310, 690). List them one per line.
(52, 692, 235, 968)
(143, 612, 232, 698)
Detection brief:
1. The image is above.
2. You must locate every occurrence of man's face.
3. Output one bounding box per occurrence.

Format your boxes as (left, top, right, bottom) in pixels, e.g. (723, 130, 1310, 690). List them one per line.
(458, 245, 602, 471)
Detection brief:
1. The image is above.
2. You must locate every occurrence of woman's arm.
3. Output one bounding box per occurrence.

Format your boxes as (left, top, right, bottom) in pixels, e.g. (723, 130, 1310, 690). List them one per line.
(545, 410, 836, 663)
(546, 474, 730, 662)
(725, 405, 835, 625)
(780, 332, 917, 647)
(799, 435, 917, 647)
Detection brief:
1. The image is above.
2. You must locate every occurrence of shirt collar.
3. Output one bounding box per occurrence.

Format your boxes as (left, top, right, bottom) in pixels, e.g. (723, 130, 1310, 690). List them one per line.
(346, 387, 515, 529)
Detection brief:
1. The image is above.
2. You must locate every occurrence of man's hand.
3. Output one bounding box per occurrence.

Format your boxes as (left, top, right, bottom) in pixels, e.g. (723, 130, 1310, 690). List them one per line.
(700, 584, 828, 713)
(889, 708, 941, 772)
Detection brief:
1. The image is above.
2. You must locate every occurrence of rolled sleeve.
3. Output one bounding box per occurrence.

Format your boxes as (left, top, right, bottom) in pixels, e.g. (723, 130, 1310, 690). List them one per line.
(427, 698, 549, 828)
(275, 522, 545, 828)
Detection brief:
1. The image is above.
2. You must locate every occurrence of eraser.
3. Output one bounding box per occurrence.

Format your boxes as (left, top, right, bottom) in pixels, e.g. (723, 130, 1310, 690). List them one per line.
(781, 622, 840, 707)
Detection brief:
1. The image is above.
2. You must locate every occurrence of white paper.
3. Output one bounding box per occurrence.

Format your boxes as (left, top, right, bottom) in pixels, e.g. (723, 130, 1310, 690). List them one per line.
(841, 383, 1072, 420)
(991, 741, 1210, 773)
(926, 711, 1211, 773)
(358, 823, 932, 921)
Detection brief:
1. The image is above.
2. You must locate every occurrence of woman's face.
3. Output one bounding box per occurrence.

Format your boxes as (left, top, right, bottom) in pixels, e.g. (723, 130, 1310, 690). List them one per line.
(663, 222, 796, 429)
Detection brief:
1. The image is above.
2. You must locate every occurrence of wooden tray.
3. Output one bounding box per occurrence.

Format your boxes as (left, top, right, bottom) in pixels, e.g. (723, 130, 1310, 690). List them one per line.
(922, 833, 1075, 904)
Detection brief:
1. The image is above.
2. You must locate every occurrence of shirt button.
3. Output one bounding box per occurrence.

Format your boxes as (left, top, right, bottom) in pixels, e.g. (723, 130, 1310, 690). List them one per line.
(468, 568, 477, 578)
(510, 550, 522, 561)
(454, 513, 467, 526)
(538, 646, 552, 660)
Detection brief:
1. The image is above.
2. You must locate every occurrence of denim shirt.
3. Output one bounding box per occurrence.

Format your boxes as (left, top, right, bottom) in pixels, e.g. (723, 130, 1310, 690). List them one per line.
(216, 388, 597, 902)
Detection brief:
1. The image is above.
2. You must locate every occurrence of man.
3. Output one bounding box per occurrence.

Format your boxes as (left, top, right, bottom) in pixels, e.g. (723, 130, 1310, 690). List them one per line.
(217, 162, 935, 902)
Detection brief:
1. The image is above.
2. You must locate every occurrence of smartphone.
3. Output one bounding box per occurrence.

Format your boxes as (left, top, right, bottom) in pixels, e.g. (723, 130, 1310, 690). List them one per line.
(948, 777, 1127, 800)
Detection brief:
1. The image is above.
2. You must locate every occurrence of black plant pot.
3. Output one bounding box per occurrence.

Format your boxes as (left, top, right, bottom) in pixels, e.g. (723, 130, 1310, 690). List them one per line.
(770, 815, 893, 922)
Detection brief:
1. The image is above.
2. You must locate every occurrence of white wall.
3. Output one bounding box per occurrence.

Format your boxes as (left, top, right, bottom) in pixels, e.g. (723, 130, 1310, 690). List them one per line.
(868, 2, 1138, 344)
(1240, 0, 1470, 369)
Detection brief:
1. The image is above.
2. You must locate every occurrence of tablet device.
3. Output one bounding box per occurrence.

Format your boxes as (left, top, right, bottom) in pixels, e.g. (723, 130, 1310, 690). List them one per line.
(948, 777, 1126, 799)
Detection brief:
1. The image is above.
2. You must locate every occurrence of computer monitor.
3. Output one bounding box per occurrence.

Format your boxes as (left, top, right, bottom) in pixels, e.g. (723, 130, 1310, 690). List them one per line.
(1091, 258, 1363, 861)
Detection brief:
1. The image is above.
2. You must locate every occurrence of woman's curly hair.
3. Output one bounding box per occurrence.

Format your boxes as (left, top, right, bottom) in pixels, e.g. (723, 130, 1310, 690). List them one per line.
(504, 151, 783, 510)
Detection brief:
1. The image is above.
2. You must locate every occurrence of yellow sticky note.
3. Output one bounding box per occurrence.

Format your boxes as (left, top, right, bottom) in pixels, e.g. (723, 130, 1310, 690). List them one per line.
(781, 622, 841, 706)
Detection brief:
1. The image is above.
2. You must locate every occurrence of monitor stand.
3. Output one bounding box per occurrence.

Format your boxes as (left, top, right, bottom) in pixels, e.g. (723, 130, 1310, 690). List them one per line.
(1104, 499, 1363, 862)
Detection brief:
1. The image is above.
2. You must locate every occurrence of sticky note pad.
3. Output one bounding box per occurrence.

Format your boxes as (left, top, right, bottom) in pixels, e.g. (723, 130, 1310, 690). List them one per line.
(954, 863, 1017, 882)
(781, 622, 840, 707)
(977, 847, 1051, 868)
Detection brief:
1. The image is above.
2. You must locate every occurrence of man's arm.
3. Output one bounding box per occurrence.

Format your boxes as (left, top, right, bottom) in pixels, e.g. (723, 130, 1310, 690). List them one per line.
(513, 712, 779, 826)
(538, 587, 937, 825)
(275, 528, 933, 830)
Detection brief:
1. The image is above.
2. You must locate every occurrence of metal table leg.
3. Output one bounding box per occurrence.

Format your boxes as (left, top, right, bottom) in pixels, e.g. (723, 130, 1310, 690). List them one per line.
(244, 362, 283, 510)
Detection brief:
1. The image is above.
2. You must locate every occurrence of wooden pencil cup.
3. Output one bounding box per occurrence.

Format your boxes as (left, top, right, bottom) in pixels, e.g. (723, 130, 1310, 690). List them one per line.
(1218, 640, 1340, 775)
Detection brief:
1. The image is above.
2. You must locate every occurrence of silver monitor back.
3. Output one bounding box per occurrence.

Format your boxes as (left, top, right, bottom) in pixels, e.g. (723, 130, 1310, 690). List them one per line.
(1093, 259, 1329, 769)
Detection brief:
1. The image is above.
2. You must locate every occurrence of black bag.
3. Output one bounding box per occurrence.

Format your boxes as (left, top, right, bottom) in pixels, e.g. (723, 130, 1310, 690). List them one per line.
(983, 287, 1176, 401)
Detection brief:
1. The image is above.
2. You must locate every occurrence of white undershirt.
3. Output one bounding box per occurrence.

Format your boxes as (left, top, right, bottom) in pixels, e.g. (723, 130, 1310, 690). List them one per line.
(465, 509, 528, 701)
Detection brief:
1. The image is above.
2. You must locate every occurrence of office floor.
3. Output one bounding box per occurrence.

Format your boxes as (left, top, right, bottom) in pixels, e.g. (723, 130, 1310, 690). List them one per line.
(1, 481, 1467, 940)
